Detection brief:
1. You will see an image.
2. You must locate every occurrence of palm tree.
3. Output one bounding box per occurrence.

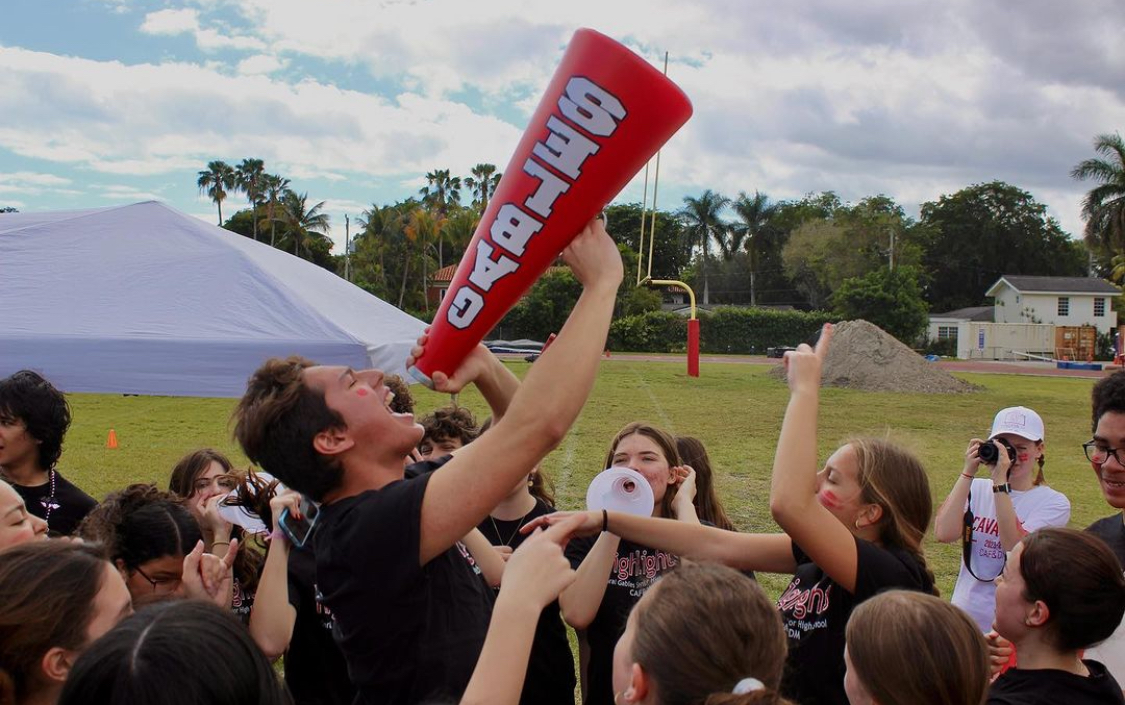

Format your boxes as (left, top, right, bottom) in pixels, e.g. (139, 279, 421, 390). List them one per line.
(1108, 253, 1125, 284)
(1072, 133, 1125, 255)
(679, 190, 730, 304)
(261, 174, 291, 247)
(731, 191, 778, 306)
(275, 191, 331, 259)
(464, 163, 501, 211)
(235, 158, 266, 241)
(405, 208, 440, 313)
(420, 169, 462, 270)
(440, 208, 480, 265)
(197, 160, 236, 225)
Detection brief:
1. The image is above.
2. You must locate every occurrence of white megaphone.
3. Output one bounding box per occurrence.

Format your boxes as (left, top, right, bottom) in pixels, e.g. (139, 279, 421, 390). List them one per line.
(586, 466, 654, 517)
(216, 471, 284, 536)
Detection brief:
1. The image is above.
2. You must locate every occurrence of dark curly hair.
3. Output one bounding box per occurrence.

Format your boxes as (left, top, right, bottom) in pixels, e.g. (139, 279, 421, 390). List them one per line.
(233, 357, 345, 503)
(385, 375, 415, 415)
(77, 484, 202, 572)
(1092, 370, 1125, 432)
(0, 370, 71, 471)
(419, 405, 479, 447)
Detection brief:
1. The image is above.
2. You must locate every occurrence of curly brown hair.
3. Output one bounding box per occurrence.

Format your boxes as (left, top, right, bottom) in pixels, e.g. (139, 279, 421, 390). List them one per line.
(419, 405, 479, 447)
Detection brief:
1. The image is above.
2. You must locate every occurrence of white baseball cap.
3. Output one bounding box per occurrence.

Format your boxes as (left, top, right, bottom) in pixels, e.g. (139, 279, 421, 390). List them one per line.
(989, 406, 1044, 442)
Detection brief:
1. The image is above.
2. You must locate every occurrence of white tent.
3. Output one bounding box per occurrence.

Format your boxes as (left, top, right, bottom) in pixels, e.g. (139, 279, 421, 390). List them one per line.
(0, 201, 425, 397)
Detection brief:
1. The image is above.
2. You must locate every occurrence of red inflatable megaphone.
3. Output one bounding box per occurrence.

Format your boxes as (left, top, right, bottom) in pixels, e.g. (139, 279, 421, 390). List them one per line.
(408, 27, 693, 387)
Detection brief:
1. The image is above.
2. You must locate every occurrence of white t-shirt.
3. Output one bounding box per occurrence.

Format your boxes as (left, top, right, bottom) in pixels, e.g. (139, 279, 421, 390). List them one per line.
(950, 479, 1071, 632)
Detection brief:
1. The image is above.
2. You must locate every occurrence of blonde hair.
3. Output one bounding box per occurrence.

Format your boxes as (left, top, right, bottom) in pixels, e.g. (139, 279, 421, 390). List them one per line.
(631, 562, 794, 705)
(850, 437, 938, 595)
(846, 590, 989, 705)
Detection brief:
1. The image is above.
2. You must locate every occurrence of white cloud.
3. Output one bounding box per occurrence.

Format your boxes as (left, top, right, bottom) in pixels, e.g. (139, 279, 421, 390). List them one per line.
(140, 8, 265, 53)
(140, 9, 200, 36)
(236, 54, 285, 75)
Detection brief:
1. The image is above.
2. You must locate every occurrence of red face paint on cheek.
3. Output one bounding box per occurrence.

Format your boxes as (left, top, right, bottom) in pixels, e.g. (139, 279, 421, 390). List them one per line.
(818, 490, 841, 509)
(356, 388, 369, 397)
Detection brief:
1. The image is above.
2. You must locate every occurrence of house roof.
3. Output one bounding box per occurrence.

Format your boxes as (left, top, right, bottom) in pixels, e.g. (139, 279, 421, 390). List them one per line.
(931, 306, 994, 322)
(986, 275, 1120, 297)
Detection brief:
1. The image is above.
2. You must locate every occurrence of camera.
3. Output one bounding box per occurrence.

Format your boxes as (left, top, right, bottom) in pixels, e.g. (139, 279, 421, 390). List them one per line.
(978, 437, 1017, 467)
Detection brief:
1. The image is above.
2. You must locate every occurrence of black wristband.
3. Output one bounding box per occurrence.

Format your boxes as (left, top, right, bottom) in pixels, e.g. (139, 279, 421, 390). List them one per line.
(601, 509, 609, 533)
(992, 483, 1011, 494)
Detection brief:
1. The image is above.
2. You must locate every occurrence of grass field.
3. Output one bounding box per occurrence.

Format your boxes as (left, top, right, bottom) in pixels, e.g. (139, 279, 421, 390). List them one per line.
(60, 359, 1112, 600)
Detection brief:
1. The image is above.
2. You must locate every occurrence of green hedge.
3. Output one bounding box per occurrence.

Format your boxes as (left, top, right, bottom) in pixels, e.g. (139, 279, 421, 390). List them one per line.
(607, 307, 837, 354)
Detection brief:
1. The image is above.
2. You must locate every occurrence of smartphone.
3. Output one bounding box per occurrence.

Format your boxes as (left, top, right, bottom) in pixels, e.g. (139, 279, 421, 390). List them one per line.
(277, 495, 320, 548)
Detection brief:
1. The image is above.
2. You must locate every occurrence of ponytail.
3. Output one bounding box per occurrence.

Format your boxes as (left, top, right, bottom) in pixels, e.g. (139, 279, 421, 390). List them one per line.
(1034, 453, 1046, 486)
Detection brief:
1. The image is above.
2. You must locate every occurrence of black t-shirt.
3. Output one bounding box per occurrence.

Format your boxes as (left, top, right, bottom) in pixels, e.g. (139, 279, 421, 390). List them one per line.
(1087, 514, 1125, 569)
(777, 537, 933, 705)
(230, 575, 256, 625)
(10, 470, 97, 536)
(477, 498, 576, 705)
(988, 660, 1125, 704)
(565, 535, 678, 705)
(315, 470, 495, 705)
(285, 542, 355, 705)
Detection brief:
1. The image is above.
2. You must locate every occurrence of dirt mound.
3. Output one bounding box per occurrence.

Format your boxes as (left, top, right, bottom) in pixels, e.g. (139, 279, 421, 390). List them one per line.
(771, 320, 978, 393)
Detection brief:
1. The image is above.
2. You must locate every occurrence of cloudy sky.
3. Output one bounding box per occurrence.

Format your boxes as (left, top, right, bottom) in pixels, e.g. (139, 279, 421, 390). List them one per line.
(2, 0, 1122, 250)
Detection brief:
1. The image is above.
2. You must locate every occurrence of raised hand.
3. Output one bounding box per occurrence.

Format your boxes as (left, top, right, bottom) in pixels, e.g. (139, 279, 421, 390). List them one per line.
(782, 323, 833, 394)
(268, 490, 302, 536)
(561, 217, 623, 291)
(182, 538, 240, 608)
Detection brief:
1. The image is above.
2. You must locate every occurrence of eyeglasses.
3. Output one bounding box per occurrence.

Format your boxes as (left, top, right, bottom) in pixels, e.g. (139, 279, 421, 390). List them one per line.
(1082, 441, 1125, 466)
(134, 565, 182, 594)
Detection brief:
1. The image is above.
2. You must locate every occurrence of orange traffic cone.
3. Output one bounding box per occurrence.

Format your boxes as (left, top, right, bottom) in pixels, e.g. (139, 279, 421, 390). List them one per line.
(106, 429, 118, 450)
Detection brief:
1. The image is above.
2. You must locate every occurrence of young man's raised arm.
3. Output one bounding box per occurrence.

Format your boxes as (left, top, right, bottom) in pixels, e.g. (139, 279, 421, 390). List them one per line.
(414, 218, 623, 565)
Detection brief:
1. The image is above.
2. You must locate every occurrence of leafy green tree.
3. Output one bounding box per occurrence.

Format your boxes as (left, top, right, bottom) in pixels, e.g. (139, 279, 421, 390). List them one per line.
(831, 266, 930, 344)
(197, 160, 236, 225)
(235, 158, 266, 242)
(730, 191, 779, 306)
(1071, 133, 1125, 256)
(919, 181, 1087, 311)
(678, 190, 730, 304)
(604, 202, 690, 283)
(439, 207, 479, 267)
(464, 163, 501, 212)
(261, 174, 291, 247)
(781, 220, 846, 309)
(496, 270, 583, 341)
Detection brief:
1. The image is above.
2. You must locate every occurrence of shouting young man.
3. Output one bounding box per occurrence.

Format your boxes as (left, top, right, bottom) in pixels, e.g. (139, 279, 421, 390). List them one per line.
(233, 218, 622, 704)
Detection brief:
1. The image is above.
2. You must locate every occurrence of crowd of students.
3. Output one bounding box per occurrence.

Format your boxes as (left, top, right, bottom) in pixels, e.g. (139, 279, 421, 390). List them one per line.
(1, 218, 1124, 705)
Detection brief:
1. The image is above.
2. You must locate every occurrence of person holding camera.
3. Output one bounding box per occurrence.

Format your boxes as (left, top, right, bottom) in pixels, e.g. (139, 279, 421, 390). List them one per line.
(935, 406, 1071, 633)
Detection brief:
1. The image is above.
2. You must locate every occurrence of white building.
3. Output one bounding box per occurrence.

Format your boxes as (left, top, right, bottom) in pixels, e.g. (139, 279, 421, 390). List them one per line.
(985, 275, 1119, 337)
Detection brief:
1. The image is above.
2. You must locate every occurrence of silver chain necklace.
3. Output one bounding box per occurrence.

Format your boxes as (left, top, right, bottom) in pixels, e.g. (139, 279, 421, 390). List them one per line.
(41, 469, 58, 530)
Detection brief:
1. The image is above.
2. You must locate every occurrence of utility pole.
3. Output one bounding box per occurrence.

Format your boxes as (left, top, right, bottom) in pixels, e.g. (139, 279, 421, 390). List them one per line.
(889, 227, 895, 272)
(344, 214, 351, 282)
